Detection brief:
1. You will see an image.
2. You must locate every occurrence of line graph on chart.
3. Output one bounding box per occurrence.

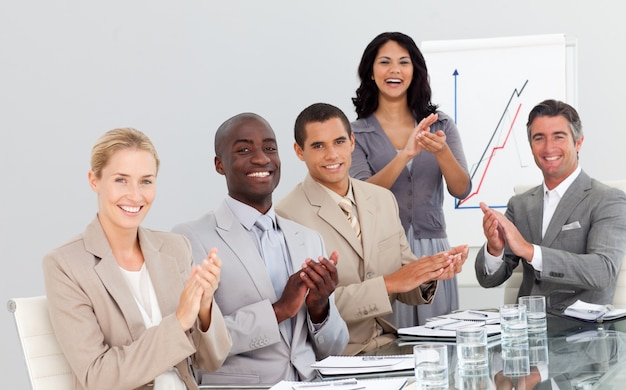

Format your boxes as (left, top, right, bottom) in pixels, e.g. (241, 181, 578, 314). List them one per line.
(457, 79, 534, 209)
(421, 34, 570, 245)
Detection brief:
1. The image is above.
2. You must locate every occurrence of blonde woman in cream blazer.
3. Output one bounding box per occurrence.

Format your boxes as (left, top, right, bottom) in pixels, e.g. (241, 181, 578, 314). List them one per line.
(43, 128, 231, 390)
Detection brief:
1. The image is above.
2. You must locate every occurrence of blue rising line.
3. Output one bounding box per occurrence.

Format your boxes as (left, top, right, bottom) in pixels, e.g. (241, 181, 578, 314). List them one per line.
(452, 69, 459, 123)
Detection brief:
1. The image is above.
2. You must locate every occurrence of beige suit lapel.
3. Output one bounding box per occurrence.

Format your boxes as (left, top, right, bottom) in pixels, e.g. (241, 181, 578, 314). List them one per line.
(351, 179, 377, 268)
(303, 175, 364, 259)
(86, 218, 147, 341)
(139, 227, 183, 322)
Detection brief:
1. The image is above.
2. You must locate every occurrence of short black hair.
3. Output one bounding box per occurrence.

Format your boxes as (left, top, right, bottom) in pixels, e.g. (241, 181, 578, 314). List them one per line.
(294, 103, 351, 148)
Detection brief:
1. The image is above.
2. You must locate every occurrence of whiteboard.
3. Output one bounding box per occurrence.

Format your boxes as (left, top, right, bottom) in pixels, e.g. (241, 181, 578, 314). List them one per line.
(421, 34, 576, 246)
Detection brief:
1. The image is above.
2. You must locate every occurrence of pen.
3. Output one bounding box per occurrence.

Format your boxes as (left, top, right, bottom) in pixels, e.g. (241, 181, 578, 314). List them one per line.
(468, 310, 489, 317)
(362, 355, 405, 360)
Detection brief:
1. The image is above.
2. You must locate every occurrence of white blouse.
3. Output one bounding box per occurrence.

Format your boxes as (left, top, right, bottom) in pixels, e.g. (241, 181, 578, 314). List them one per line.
(119, 263, 187, 390)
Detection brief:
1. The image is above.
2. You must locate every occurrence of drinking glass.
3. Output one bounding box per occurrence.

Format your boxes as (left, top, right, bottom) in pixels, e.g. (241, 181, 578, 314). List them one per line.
(456, 327, 488, 371)
(413, 344, 449, 389)
(500, 303, 529, 376)
(519, 295, 547, 333)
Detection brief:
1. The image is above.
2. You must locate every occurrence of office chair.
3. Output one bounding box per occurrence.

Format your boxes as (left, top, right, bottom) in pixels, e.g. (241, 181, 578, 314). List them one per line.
(7, 296, 73, 390)
(502, 181, 626, 308)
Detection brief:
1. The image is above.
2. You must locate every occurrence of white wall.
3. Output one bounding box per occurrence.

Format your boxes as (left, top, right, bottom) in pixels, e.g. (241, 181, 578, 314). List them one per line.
(2, 1, 623, 387)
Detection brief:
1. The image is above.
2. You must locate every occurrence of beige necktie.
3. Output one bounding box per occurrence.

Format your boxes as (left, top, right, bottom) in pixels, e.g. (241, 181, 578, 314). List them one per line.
(339, 198, 361, 240)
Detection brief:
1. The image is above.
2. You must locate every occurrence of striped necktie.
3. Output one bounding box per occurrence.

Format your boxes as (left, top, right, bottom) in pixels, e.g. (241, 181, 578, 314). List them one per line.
(338, 197, 361, 240)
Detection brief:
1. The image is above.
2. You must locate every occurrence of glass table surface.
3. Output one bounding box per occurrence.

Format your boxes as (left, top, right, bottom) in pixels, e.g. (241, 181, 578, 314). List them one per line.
(355, 313, 626, 389)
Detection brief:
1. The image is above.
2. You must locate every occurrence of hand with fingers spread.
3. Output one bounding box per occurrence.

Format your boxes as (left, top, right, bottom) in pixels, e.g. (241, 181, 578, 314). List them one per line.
(299, 251, 339, 323)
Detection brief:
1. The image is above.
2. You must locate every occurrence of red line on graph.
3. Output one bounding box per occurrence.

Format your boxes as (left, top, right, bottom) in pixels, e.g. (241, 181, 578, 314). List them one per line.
(458, 102, 523, 207)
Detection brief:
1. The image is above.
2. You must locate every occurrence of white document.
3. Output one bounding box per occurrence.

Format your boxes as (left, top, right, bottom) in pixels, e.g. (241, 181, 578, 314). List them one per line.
(398, 323, 501, 340)
(563, 300, 626, 321)
(270, 377, 409, 390)
(311, 355, 413, 376)
(435, 310, 500, 324)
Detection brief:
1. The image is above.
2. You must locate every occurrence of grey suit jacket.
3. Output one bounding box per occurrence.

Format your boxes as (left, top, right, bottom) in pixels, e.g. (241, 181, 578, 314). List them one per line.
(276, 175, 435, 355)
(42, 217, 231, 390)
(475, 171, 626, 307)
(172, 201, 348, 385)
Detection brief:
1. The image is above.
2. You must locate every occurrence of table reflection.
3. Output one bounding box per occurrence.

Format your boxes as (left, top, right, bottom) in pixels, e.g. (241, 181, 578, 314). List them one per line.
(360, 314, 626, 389)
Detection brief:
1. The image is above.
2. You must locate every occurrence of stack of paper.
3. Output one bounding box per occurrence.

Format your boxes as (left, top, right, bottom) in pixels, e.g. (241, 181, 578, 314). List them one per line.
(311, 355, 413, 376)
(434, 310, 500, 324)
(563, 300, 626, 322)
(397, 322, 501, 342)
(269, 377, 409, 390)
(397, 310, 501, 343)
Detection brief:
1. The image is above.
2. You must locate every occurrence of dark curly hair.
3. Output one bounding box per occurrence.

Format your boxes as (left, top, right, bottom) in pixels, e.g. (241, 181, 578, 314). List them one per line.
(352, 32, 437, 120)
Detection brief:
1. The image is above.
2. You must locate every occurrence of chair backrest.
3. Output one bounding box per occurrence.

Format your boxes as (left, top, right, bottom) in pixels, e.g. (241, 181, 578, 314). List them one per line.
(7, 296, 73, 389)
(503, 181, 626, 307)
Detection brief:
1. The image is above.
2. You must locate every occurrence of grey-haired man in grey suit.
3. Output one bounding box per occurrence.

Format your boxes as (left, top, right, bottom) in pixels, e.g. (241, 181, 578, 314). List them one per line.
(475, 99, 626, 308)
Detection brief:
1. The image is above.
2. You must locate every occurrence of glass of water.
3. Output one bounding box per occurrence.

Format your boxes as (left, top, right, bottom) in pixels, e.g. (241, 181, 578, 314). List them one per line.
(456, 327, 488, 372)
(413, 344, 449, 390)
(519, 295, 548, 365)
(500, 303, 530, 377)
(519, 295, 547, 333)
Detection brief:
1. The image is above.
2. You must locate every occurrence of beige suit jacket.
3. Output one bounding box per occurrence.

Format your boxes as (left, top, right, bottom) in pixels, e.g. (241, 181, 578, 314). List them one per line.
(42, 217, 231, 390)
(276, 175, 436, 355)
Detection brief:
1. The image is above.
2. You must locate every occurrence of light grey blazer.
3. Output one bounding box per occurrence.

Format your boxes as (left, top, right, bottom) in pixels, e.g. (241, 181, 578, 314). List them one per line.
(43, 217, 231, 390)
(475, 171, 626, 307)
(173, 201, 348, 385)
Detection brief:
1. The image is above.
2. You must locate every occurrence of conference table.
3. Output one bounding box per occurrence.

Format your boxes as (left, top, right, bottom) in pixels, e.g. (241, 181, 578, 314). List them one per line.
(359, 312, 626, 389)
(200, 313, 626, 389)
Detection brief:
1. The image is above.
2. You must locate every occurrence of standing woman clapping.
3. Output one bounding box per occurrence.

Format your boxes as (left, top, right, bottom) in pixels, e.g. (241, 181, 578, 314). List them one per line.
(350, 32, 472, 326)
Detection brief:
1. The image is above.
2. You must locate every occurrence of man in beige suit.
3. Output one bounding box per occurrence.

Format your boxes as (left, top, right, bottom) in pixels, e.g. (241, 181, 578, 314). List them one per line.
(276, 103, 468, 355)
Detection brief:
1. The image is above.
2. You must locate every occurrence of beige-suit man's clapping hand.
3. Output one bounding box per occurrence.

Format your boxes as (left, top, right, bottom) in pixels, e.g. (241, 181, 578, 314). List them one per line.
(383, 244, 468, 294)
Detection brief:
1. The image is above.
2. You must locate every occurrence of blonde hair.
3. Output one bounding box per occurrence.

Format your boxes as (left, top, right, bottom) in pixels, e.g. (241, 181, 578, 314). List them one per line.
(90, 128, 160, 178)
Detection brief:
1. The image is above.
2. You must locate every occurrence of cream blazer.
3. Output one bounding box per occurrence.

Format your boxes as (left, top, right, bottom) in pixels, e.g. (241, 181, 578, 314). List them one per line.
(43, 217, 231, 390)
(277, 175, 436, 355)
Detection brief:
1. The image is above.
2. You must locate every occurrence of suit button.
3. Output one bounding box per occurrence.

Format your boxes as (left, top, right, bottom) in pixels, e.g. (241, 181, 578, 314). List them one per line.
(366, 271, 374, 279)
(318, 336, 325, 343)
